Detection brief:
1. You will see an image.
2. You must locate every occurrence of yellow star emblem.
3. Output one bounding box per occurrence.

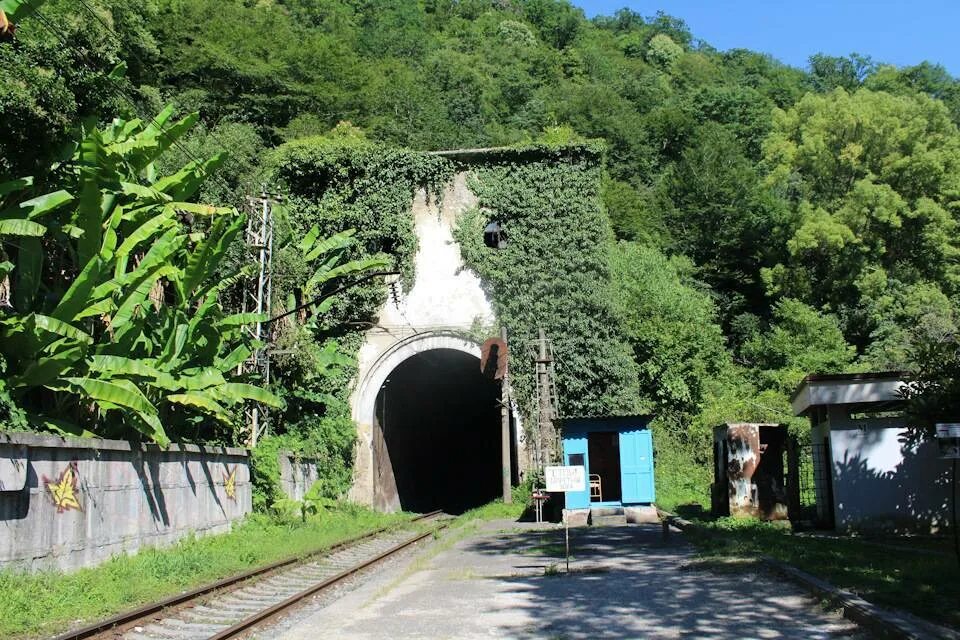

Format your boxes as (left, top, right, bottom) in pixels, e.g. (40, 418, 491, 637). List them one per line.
(224, 465, 237, 500)
(45, 463, 82, 513)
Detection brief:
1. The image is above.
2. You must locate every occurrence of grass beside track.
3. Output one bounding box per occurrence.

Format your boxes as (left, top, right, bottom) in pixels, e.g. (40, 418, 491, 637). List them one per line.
(684, 517, 960, 630)
(457, 500, 527, 523)
(0, 505, 411, 639)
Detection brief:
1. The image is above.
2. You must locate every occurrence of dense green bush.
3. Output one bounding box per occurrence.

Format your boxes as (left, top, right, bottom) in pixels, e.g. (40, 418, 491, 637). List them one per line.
(455, 143, 640, 426)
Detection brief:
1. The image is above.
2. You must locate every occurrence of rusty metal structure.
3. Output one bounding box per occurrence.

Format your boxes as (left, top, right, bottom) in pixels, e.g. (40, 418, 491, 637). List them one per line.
(532, 328, 561, 469)
(712, 423, 793, 520)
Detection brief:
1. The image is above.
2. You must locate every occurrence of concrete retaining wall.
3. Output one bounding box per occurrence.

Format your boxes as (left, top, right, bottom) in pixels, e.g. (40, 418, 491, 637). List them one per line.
(278, 452, 319, 501)
(0, 432, 250, 572)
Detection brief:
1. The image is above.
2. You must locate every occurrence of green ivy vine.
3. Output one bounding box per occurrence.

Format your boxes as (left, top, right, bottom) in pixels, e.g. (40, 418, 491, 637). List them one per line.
(453, 143, 641, 422)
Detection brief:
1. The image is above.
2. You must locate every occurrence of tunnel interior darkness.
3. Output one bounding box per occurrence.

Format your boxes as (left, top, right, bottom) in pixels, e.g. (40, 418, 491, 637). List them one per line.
(374, 348, 503, 514)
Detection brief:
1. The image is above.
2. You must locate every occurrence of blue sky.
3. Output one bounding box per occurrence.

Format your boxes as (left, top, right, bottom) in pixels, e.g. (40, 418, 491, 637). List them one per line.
(571, 1, 960, 76)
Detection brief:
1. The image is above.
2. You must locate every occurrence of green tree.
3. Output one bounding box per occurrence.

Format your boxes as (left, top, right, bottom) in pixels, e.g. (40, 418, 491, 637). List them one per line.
(761, 88, 960, 345)
(660, 123, 786, 324)
(609, 242, 730, 416)
(740, 298, 857, 394)
(0, 0, 159, 179)
(0, 108, 281, 443)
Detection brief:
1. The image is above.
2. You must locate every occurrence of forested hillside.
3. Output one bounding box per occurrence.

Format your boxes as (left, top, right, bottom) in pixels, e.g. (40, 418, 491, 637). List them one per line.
(4, 0, 960, 507)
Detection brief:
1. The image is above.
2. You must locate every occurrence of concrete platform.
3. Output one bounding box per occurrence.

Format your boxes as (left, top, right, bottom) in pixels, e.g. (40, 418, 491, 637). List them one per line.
(271, 520, 864, 639)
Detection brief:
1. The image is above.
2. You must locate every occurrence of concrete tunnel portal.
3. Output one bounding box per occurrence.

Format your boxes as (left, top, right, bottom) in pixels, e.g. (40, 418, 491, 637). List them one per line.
(372, 348, 513, 514)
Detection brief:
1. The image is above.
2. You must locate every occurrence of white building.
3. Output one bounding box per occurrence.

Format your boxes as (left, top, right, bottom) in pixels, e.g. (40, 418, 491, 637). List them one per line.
(791, 372, 954, 533)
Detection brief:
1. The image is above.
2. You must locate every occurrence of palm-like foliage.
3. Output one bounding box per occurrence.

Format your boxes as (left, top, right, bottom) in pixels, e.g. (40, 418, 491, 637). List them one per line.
(0, 108, 282, 444)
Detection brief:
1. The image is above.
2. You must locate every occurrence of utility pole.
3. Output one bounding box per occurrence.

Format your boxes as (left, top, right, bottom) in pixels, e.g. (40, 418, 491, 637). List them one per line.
(534, 328, 560, 468)
(500, 326, 512, 503)
(241, 189, 277, 448)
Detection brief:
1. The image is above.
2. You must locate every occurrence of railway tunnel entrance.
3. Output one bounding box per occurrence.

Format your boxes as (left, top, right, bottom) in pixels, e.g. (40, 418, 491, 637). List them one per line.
(372, 348, 505, 514)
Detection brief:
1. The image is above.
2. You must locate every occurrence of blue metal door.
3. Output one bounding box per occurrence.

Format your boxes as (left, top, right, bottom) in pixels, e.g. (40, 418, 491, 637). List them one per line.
(619, 428, 655, 504)
(562, 433, 590, 509)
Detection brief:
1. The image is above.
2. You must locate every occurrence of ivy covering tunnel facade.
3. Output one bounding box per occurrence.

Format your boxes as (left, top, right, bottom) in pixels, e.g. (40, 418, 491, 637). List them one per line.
(270, 135, 640, 479)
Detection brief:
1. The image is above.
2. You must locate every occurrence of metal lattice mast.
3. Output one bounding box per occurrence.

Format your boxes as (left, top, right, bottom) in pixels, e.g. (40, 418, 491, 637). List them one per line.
(241, 190, 276, 447)
(533, 328, 561, 469)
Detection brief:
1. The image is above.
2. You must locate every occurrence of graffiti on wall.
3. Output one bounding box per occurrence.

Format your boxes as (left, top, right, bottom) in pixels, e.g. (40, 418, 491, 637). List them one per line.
(44, 461, 82, 513)
(224, 465, 237, 500)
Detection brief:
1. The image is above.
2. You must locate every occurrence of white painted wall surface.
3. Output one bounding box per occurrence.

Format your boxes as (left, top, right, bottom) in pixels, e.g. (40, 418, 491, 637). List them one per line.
(826, 406, 953, 532)
(348, 172, 502, 506)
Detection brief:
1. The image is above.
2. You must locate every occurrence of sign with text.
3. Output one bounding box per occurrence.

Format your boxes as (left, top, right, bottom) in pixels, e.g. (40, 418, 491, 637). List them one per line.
(545, 465, 585, 492)
(936, 424, 960, 459)
(935, 423, 960, 438)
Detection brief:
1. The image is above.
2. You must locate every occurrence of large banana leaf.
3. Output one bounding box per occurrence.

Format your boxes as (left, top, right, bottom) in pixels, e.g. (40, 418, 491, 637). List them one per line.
(87, 355, 164, 379)
(30, 314, 92, 345)
(0, 177, 33, 198)
(166, 393, 231, 423)
(176, 367, 227, 390)
(153, 153, 226, 201)
(60, 377, 157, 417)
(181, 215, 244, 300)
(15, 190, 73, 219)
(302, 228, 356, 263)
(213, 383, 284, 408)
(76, 131, 104, 266)
(218, 312, 269, 327)
(51, 256, 104, 322)
(303, 256, 390, 296)
(0, 0, 46, 23)
(216, 345, 251, 371)
(9, 346, 86, 389)
(297, 225, 321, 253)
(111, 264, 177, 335)
(113, 210, 176, 276)
(169, 202, 233, 216)
(0, 219, 45, 236)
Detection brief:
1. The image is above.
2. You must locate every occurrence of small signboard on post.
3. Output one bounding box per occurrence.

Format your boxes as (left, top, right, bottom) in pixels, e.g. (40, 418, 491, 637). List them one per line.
(936, 423, 960, 459)
(544, 465, 585, 573)
(545, 465, 585, 492)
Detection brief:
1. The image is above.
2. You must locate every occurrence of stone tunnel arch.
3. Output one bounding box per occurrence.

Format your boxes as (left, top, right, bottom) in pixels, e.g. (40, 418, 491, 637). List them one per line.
(352, 332, 512, 513)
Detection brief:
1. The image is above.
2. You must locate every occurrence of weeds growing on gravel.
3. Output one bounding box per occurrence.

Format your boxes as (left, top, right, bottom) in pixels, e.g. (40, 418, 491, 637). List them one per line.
(0, 505, 410, 639)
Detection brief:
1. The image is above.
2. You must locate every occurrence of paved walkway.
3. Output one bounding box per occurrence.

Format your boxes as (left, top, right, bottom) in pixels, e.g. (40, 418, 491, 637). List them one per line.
(276, 520, 862, 639)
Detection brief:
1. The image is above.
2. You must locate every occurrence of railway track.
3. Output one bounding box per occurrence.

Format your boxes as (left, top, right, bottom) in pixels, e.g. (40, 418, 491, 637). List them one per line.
(54, 511, 451, 640)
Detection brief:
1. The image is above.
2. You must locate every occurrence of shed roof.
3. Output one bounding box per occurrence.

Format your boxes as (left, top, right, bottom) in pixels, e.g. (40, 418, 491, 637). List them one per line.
(791, 371, 907, 416)
(560, 414, 655, 421)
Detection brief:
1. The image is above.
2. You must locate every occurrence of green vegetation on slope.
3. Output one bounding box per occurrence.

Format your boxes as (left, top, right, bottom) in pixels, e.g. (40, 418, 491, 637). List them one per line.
(5, 0, 960, 505)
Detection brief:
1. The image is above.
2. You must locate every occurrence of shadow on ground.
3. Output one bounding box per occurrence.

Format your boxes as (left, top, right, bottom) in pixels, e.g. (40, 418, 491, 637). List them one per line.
(459, 524, 858, 639)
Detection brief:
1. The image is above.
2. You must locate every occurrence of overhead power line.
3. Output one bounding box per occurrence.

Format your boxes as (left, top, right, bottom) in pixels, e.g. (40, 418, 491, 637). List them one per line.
(72, 0, 255, 181)
(23, 6, 237, 196)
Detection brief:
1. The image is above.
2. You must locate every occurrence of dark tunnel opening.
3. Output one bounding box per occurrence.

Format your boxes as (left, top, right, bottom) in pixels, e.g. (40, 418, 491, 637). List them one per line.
(374, 348, 503, 514)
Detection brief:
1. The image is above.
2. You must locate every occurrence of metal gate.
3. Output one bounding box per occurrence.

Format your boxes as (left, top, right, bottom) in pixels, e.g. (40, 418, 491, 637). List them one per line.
(793, 437, 835, 528)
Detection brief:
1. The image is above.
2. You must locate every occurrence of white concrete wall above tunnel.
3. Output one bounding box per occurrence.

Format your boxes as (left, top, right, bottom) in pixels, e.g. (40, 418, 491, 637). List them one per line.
(347, 171, 521, 509)
(353, 333, 483, 426)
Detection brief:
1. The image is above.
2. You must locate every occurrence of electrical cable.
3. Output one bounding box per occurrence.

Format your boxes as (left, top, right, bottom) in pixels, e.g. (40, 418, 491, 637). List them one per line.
(22, 5, 237, 197)
(73, 0, 259, 179)
(72, 0, 365, 153)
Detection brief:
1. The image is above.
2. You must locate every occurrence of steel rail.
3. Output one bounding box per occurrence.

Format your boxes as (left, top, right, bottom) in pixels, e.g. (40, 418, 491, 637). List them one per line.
(53, 511, 443, 640)
(207, 520, 451, 639)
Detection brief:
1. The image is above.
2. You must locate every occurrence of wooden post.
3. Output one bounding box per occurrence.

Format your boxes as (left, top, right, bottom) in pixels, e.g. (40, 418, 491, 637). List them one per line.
(501, 327, 512, 503)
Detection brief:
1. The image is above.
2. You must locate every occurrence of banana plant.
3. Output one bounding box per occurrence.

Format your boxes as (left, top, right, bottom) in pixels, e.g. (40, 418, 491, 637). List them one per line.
(0, 108, 282, 444)
(0, 0, 45, 37)
(291, 225, 390, 315)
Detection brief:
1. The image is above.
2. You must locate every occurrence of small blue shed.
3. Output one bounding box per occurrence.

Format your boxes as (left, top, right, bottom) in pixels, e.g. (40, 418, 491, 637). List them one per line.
(561, 415, 655, 510)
